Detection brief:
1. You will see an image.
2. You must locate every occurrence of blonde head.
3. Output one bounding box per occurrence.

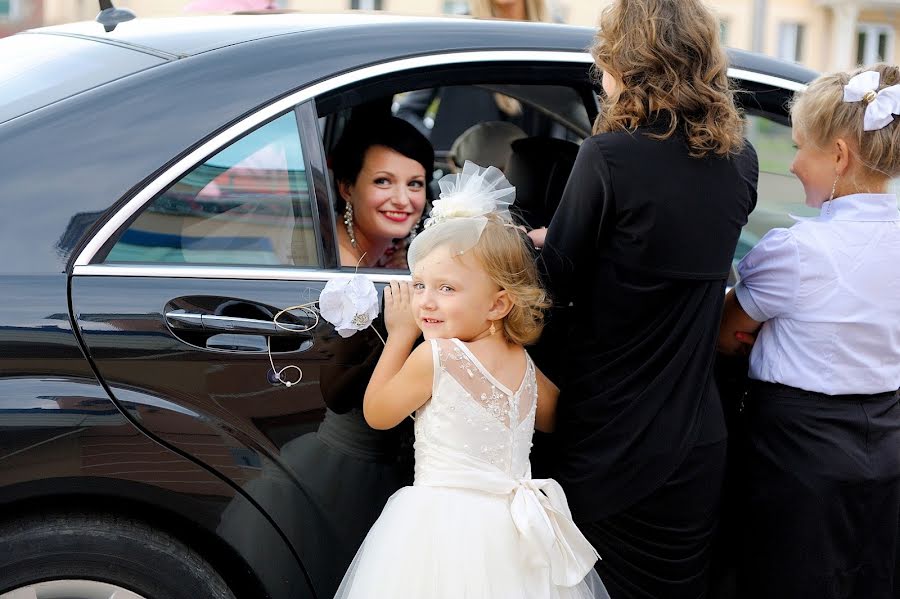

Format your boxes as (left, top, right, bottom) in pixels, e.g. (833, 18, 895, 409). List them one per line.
(791, 64, 900, 181)
(591, 0, 744, 158)
(467, 215, 550, 346)
(468, 0, 549, 22)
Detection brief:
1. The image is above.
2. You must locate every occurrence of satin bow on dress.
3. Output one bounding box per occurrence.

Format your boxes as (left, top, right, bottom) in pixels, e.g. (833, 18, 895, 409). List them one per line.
(417, 448, 599, 587)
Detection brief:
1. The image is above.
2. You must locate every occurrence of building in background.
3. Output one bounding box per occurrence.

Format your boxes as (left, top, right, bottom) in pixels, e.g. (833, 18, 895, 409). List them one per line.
(1, 0, 43, 37)
(6, 0, 900, 72)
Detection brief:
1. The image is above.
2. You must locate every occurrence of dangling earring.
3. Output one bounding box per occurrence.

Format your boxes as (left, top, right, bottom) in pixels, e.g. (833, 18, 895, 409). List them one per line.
(344, 202, 357, 248)
(489, 321, 497, 336)
(407, 216, 423, 243)
(829, 175, 839, 203)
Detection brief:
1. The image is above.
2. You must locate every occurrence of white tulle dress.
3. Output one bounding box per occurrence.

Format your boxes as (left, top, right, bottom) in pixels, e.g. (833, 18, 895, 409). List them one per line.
(334, 338, 609, 599)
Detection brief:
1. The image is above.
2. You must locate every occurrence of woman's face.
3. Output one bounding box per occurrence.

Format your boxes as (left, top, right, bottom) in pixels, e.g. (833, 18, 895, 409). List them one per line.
(790, 127, 838, 208)
(341, 145, 427, 243)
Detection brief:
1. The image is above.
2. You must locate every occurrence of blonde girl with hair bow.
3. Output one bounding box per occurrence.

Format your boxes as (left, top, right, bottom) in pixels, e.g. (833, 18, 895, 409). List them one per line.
(719, 64, 900, 599)
(333, 163, 610, 599)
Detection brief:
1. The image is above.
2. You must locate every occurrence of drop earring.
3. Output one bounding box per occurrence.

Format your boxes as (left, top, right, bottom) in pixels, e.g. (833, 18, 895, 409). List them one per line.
(489, 321, 497, 336)
(829, 175, 839, 202)
(344, 202, 357, 248)
(407, 216, 422, 242)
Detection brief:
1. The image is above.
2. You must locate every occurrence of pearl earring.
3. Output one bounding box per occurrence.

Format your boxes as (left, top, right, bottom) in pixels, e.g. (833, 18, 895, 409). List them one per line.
(344, 203, 357, 248)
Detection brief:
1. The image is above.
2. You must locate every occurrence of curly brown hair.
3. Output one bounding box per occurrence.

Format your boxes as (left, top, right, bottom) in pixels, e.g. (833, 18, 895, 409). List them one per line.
(591, 0, 745, 158)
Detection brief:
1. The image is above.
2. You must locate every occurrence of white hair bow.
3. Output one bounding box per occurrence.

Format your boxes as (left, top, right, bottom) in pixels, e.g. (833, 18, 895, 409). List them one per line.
(842, 70, 900, 132)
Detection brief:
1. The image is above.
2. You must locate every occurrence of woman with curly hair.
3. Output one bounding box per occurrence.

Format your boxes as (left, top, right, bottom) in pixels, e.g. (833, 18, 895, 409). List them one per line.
(528, 0, 759, 597)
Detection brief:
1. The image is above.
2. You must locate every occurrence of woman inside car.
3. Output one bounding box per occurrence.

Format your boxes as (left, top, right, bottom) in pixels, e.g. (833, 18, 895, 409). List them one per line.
(331, 116, 434, 269)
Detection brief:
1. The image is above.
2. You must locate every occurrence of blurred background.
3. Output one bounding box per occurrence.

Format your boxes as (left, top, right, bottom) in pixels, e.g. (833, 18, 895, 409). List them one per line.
(1, 0, 898, 73)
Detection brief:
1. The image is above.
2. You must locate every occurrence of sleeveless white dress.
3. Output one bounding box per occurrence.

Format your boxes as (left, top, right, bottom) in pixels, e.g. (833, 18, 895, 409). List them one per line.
(334, 338, 609, 599)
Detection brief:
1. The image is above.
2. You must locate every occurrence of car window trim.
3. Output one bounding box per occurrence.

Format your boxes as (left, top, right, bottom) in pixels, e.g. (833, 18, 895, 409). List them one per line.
(73, 263, 409, 283)
(295, 100, 337, 269)
(73, 49, 808, 279)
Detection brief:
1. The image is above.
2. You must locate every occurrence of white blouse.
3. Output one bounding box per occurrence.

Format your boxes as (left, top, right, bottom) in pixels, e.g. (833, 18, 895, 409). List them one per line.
(735, 193, 900, 395)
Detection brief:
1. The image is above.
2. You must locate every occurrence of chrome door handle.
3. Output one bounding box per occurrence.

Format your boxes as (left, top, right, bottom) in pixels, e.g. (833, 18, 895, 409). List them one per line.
(165, 310, 312, 337)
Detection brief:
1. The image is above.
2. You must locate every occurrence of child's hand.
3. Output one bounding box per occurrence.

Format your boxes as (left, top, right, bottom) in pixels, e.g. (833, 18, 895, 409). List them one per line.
(383, 281, 420, 344)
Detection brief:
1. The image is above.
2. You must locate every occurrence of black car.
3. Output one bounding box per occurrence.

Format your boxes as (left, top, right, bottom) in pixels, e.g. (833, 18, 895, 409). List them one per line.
(0, 9, 817, 599)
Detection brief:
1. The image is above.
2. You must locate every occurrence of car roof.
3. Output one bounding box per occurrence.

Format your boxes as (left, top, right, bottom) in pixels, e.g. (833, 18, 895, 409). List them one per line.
(27, 12, 817, 86)
(29, 13, 575, 58)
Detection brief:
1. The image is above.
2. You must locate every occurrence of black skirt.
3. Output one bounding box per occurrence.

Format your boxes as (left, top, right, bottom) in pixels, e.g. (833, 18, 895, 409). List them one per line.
(737, 381, 900, 599)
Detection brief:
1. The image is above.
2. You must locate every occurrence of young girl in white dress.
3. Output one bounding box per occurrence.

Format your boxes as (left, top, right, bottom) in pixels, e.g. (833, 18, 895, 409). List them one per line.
(334, 163, 609, 599)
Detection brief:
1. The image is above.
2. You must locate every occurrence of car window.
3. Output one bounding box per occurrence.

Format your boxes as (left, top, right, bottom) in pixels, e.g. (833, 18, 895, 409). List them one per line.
(736, 113, 816, 264)
(106, 112, 319, 267)
(391, 83, 589, 174)
(739, 113, 900, 265)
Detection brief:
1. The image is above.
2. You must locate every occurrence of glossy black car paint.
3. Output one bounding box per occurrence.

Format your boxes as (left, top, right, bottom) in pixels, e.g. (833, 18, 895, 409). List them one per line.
(0, 14, 818, 599)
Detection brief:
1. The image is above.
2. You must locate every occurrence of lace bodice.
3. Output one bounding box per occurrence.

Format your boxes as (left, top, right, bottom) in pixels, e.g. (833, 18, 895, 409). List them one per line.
(413, 338, 537, 480)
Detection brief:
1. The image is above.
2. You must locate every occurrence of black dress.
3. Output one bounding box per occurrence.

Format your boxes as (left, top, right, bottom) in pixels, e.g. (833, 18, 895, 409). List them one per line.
(537, 122, 758, 599)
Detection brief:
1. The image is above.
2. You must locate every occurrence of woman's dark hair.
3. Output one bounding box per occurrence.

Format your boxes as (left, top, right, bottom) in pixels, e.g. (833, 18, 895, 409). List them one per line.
(330, 116, 435, 207)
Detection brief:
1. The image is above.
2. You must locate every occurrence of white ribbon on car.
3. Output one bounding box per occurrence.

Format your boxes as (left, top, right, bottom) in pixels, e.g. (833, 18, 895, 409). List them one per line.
(267, 272, 384, 388)
(842, 70, 900, 132)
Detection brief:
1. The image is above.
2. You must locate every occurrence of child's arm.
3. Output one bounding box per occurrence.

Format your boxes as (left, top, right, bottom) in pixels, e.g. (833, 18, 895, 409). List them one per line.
(534, 367, 559, 433)
(718, 288, 763, 356)
(363, 281, 433, 430)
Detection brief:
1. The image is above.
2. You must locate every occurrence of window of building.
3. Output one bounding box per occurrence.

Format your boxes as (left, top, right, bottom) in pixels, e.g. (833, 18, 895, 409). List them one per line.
(443, 0, 469, 15)
(719, 19, 730, 46)
(777, 22, 805, 63)
(351, 0, 382, 9)
(0, 0, 21, 20)
(106, 112, 319, 267)
(857, 23, 894, 65)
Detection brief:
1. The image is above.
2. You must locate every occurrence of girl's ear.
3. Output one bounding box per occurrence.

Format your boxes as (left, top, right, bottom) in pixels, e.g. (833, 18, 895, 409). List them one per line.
(834, 138, 851, 177)
(487, 290, 514, 321)
(338, 180, 354, 203)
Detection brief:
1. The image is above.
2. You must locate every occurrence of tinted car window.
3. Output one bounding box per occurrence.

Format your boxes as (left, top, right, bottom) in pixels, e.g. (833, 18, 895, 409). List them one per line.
(0, 33, 165, 125)
(106, 112, 319, 267)
(737, 114, 814, 263)
(739, 114, 900, 264)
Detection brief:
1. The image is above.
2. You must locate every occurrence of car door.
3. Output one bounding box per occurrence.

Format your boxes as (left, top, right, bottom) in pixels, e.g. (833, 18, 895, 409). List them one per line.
(69, 99, 411, 598)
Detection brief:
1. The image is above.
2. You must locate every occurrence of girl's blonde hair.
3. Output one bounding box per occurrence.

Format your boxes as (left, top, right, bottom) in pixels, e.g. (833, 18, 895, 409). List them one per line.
(791, 63, 900, 180)
(591, 0, 744, 158)
(468, 0, 549, 22)
(469, 215, 550, 346)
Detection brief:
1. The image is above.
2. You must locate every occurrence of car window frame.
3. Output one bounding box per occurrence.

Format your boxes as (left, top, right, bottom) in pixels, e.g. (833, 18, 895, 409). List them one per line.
(100, 106, 325, 269)
(72, 50, 809, 284)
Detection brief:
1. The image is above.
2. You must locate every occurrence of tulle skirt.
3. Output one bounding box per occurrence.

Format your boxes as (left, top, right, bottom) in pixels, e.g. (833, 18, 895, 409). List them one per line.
(334, 485, 609, 599)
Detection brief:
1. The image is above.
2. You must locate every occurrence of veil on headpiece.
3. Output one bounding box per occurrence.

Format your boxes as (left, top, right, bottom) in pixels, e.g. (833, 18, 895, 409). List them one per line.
(407, 161, 516, 270)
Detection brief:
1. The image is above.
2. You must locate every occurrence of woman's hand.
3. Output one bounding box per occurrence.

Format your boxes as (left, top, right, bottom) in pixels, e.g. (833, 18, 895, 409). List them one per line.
(383, 280, 420, 344)
(527, 227, 548, 249)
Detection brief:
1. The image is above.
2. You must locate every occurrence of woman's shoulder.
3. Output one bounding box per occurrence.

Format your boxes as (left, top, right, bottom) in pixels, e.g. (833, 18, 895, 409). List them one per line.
(583, 126, 682, 157)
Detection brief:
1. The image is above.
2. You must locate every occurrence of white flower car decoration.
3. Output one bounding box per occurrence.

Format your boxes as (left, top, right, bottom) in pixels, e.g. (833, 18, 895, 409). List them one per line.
(318, 274, 381, 338)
